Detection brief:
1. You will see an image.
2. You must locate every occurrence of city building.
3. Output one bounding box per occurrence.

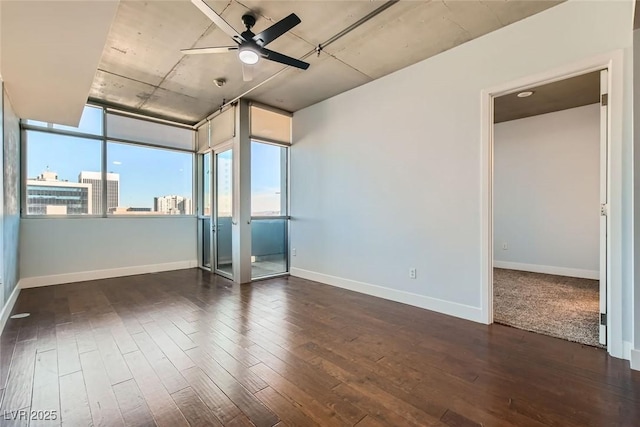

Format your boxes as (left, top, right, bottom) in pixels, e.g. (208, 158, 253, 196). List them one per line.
(154, 195, 192, 215)
(26, 171, 92, 215)
(109, 207, 154, 215)
(79, 171, 120, 214)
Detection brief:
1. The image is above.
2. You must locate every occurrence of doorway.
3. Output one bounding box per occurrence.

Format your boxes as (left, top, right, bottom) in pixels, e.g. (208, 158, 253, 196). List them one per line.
(213, 148, 233, 278)
(198, 146, 234, 279)
(488, 69, 609, 348)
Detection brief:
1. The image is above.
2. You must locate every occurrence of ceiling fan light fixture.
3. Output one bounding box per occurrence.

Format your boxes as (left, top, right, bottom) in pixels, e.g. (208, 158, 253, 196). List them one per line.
(238, 46, 260, 65)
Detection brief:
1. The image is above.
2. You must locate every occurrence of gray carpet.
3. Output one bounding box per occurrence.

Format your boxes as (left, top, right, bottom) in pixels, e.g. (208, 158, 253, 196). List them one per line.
(493, 268, 602, 347)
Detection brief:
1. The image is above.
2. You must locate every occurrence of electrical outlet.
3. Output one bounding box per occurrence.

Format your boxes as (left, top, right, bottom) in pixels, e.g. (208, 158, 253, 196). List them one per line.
(292, 248, 297, 256)
(502, 242, 508, 250)
(409, 268, 417, 279)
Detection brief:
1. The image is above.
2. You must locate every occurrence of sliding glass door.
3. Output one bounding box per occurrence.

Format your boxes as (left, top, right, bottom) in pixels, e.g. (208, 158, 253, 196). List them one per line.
(214, 148, 233, 278)
(251, 141, 288, 279)
(198, 152, 212, 270)
(198, 147, 234, 279)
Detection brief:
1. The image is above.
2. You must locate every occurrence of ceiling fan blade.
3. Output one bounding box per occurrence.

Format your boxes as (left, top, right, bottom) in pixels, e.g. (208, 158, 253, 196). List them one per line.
(262, 48, 310, 70)
(190, 0, 244, 43)
(253, 13, 301, 47)
(242, 63, 254, 82)
(181, 46, 238, 55)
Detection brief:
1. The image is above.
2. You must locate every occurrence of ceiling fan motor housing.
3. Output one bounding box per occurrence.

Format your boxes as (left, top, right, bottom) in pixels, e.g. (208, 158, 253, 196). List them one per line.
(242, 14, 256, 30)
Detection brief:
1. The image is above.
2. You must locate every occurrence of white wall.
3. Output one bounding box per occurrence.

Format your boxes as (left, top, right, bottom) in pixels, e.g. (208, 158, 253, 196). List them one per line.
(632, 28, 640, 369)
(493, 105, 600, 278)
(19, 217, 197, 287)
(291, 0, 633, 341)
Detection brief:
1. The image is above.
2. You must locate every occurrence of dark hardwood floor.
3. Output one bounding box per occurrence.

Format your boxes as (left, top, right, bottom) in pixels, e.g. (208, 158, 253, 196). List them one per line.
(1, 269, 639, 426)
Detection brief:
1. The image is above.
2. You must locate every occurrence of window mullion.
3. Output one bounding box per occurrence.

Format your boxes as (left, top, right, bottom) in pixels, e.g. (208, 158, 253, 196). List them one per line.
(102, 106, 108, 217)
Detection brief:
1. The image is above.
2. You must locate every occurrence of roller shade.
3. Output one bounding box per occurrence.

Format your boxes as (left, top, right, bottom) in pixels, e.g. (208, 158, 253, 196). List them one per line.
(250, 105, 291, 144)
(106, 113, 194, 151)
(211, 106, 235, 146)
(196, 121, 209, 151)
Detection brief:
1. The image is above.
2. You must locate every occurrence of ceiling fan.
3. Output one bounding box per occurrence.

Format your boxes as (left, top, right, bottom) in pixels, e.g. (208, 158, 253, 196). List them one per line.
(183, 0, 310, 82)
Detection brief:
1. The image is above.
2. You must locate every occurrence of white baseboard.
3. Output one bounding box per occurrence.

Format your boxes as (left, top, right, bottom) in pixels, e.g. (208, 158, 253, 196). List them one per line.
(493, 261, 599, 280)
(0, 283, 21, 333)
(290, 267, 483, 323)
(623, 340, 633, 360)
(20, 260, 198, 289)
(631, 349, 640, 371)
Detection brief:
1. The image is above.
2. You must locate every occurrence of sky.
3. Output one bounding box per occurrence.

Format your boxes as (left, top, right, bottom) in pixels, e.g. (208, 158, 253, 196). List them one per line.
(26, 106, 286, 214)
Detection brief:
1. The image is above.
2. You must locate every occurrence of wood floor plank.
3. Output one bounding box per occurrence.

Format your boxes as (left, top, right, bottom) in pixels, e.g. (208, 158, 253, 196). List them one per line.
(440, 409, 483, 427)
(170, 387, 223, 427)
(250, 363, 347, 427)
(30, 349, 60, 427)
(59, 371, 92, 427)
(112, 379, 156, 427)
(180, 366, 242, 424)
(123, 350, 189, 427)
(189, 334, 268, 393)
(189, 327, 260, 368)
(185, 347, 278, 427)
(255, 386, 319, 427)
(0, 323, 19, 391)
(142, 321, 194, 372)
(71, 312, 98, 354)
(130, 330, 189, 394)
(245, 343, 365, 424)
(34, 325, 57, 354)
(79, 350, 125, 427)
(0, 340, 37, 416)
(0, 270, 638, 427)
(52, 297, 71, 326)
(54, 323, 80, 376)
(92, 327, 132, 386)
(355, 415, 388, 427)
(150, 315, 197, 352)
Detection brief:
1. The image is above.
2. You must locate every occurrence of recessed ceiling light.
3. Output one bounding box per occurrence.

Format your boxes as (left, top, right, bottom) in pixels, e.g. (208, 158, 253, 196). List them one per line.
(517, 91, 534, 98)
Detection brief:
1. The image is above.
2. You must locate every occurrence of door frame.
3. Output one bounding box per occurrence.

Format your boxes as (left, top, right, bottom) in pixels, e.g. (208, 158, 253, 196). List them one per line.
(480, 50, 625, 358)
(197, 150, 213, 271)
(212, 141, 234, 279)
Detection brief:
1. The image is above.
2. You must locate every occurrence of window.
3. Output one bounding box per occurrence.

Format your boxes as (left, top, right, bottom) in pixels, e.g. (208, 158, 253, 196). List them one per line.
(251, 141, 287, 216)
(25, 131, 101, 215)
(26, 105, 103, 136)
(107, 142, 193, 215)
(251, 141, 288, 278)
(22, 104, 195, 217)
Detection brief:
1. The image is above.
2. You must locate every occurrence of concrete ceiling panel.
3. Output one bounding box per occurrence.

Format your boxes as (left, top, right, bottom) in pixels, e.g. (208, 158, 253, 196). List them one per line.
(162, 1, 315, 102)
(327, 0, 562, 81)
(86, 0, 565, 123)
(90, 69, 158, 110)
(97, 0, 224, 87)
(480, 0, 563, 28)
(326, 1, 471, 80)
(90, 69, 213, 124)
(248, 51, 371, 113)
(237, 1, 382, 46)
(134, 86, 218, 124)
